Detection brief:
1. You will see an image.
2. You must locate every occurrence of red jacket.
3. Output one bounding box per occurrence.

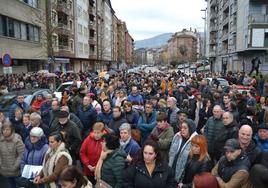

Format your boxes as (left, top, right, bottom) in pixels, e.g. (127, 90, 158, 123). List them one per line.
(80, 131, 106, 176)
(31, 99, 45, 111)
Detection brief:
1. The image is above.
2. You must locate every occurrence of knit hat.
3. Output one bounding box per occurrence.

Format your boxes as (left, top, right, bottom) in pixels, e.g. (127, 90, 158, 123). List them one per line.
(57, 110, 69, 118)
(185, 119, 196, 135)
(224, 138, 241, 152)
(258, 123, 268, 130)
(30, 127, 44, 138)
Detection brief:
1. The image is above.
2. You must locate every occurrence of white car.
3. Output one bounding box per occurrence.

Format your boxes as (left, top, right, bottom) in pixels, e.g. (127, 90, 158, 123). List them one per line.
(206, 78, 229, 88)
(54, 81, 82, 100)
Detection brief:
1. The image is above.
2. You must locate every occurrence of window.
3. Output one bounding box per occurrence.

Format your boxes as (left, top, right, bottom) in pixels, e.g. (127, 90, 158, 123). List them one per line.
(0, 15, 7, 36)
(79, 42, 83, 54)
(78, 24, 82, 34)
(14, 21, 21, 39)
(52, 11, 57, 24)
(84, 26, 88, 37)
(52, 35, 58, 47)
(34, 27, 39, 42)
(70, 39, 74, 51)
(27, 24, 34, 41)
(8, 18, 14, 37)
(69, 20, 73, 30)
(20, 23, 27, 40)
(84, 43, 89, 54)
(90, 44, 95, 52)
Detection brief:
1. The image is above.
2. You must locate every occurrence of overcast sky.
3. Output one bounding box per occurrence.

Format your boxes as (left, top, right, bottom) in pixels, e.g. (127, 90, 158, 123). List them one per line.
(111, 0, 207, 41)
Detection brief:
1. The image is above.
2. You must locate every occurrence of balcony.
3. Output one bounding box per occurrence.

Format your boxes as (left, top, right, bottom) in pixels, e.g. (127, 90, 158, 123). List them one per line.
(56, 23, 73, 35)
(210, 0, 216, 7)
(58, 45, 70, 51)
(249, 14, 268, 24)
(222, 31, 229, 41)
(222, 0, 229, 11)
(89, 37, 96, 44)
(55, 2, 72, 16)
(210, 25, 217, 32)
(89, 54, 97, 59)
(209, 50, 216, 57)
(210, 12, 217, 20)
(89, 21, 96, 29)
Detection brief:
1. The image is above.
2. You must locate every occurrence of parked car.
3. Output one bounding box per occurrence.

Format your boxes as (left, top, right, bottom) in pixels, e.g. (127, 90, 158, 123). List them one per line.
(206, 78, 229, 88)
(54, 81, 82, 100)
(0, 89, 52, 115)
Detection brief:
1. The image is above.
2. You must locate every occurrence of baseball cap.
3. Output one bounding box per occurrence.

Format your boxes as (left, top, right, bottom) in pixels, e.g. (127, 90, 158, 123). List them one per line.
(224, 139, 241, 152)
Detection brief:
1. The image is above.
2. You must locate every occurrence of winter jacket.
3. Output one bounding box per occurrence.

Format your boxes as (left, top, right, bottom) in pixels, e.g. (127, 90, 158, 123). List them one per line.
(138, 110, 157, 144)
(122, 138, 140, 158)
(124, 161, 177, 188)
(80, 131, 106, 177)
(124, 109, 140, 128)
(101, 148, 126, 188)
(20, 136, 48, 173)
(168, 107, 180, 129)
(127, 94, 144, 105)
(244, 140, 261, 166)
(50, 120, 82, 158)
(203, 116, 224, 155)
(8, 100, 30, 122)
(182, 155, 212, 187)
(254, 134, 268, 152)
(150, 125, 174, 162)
(40, 143, 72, 188)
(71, 94, 84, 114)
(77, 104, 97, 132)
(173, 91, 188, 108)
(0, 133, 25, 177)
(97, 110, 113, 126)
(31, 99, 45, 111)
(168, 131, 198, 182)
(214, 121, 239, 160)
(40, 102, 51, 126)
(212, 153, 250, 188)
(108, 115, 128, 136)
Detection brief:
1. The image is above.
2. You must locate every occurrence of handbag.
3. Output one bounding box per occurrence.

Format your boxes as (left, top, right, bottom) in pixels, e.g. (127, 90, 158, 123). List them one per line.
(131, 128, 141, 143)
(95, 179, 112, 188)
(15, 177, 33, 187)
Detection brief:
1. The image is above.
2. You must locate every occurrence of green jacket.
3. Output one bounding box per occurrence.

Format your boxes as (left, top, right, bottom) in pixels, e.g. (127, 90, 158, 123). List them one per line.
(204, 116, 224, 154)
(101, 148, 127, 188)
(150, 126, 174, 162)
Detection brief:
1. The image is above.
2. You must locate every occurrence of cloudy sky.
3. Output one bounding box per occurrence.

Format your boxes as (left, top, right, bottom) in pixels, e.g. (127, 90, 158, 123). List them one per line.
(111, 0, 207, 41)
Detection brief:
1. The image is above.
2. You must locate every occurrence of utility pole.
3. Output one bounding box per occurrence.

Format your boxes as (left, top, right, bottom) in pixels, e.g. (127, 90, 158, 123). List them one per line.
(201, 8, 207, 60)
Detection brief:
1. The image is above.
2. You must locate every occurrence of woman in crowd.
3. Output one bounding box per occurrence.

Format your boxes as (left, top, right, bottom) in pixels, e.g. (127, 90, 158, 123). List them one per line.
(169, 119, 198, 183)
(12, 107, 23, 134)
(123, 101, 140, 128)
(119, 123, 140, 162)
(31, 94, 45, 112)
(59, 166, 92, 188)
(197, 99, 213, 133)
(115, 89, 127, 107)
(17, 127, 48, 188)
(124, 139, 177, 188)
(180, 135, 213, 188)
(95, 133, 126, 188)
(61, 90, 70, 107)
(149, 111, 174, 162)
(80, 122, 108, 185)
(33, 131, 72, 188)
(0, 121, 25, 188)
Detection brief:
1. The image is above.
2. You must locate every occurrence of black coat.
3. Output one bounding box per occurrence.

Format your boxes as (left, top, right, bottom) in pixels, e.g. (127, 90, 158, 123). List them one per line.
(214, 121, 239, 160)
(124, 161, 177, 188)
(182, 155, 213, 187)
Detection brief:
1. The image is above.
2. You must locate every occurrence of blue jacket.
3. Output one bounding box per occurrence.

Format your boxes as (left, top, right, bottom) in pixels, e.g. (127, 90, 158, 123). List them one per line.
(254, 134, 268, 152)
(40, 102, 52, 126)
(123, 138, 140, 158)
(8, 100, 30, 122)
(20, 136, 48, 173)
(77, 104, 97, 131)
(128, 94, 144, 105)
(137, 110, 157, 144)
(97, 111, 113, 126)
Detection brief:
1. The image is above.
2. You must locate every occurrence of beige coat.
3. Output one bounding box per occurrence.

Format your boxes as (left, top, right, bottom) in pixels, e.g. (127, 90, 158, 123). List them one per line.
(0, 133, 25, 177)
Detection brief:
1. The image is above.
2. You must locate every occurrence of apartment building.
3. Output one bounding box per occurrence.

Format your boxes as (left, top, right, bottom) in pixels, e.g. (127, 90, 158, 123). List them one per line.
(47, 0, 75, 72)
(167, 29, 199, 65)
(206, 0, 268, 73)
(0, 0, 47, 73)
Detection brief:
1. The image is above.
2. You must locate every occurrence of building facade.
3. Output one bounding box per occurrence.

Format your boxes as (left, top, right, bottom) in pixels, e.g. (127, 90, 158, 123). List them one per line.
(0, 0, 47, 73)
(206, 0, 268, 73)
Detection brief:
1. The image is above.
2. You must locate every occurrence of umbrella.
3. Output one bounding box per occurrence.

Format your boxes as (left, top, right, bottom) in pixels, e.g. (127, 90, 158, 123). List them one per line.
(107, 69, 118, 76)
(37, 70, 49, 74)
(44, 73, 58, 78)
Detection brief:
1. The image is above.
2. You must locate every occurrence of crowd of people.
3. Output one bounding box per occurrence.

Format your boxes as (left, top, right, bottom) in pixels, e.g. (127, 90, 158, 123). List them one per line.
(0, 69, 267, 188)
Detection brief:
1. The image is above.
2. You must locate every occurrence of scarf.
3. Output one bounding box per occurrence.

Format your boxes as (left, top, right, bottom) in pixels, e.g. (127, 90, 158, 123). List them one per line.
(120, 137, 131, 149)
(42, 143, 72, 188)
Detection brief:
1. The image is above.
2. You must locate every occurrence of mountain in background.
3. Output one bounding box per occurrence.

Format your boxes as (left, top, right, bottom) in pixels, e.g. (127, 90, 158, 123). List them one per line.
(134, 33, 173, 49)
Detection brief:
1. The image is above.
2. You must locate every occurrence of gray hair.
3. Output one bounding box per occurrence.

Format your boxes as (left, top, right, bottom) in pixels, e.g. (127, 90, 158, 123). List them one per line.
(30, 112, 41, 121)
(119, 123, 131, 133)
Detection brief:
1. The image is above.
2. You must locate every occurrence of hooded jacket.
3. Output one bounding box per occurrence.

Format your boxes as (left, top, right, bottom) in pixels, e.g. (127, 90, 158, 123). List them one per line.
(168, 119, 198, 182)
(20, 136, 49, 173)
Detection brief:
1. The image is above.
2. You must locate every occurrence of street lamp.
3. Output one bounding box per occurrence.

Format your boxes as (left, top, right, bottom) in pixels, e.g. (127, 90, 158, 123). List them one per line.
(201, 8, 207, 59)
